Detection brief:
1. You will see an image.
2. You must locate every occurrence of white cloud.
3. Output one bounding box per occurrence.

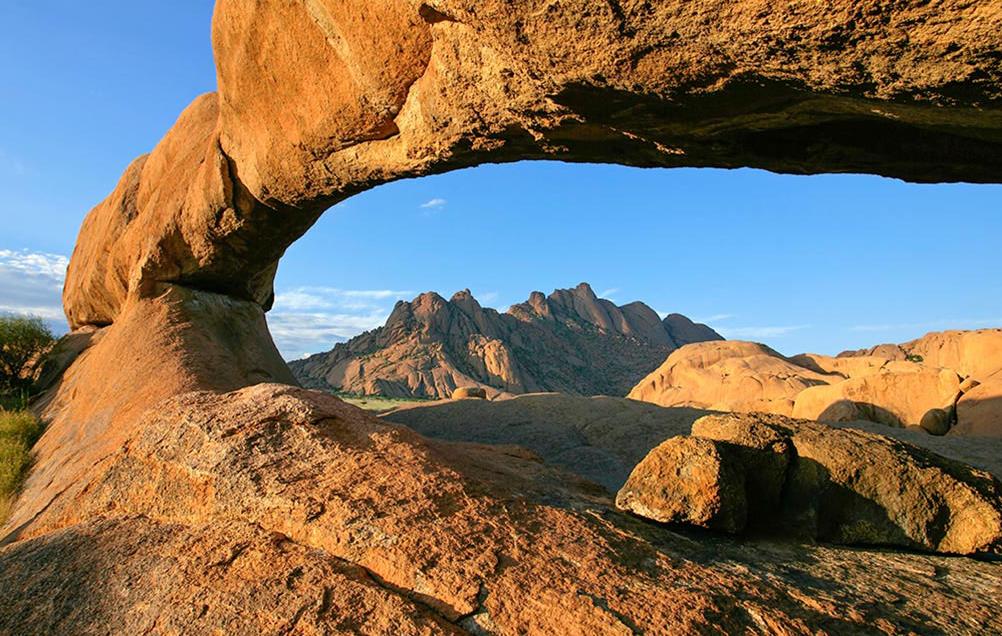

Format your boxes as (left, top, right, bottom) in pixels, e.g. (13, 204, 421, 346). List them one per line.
(0, 249, 69, 330)
(419, 197, 447, 209)
(599, 288, 619, 299)
(718, 324, 811, 339)
(476, 291, 500, 305)
(269, 286, 413, 360)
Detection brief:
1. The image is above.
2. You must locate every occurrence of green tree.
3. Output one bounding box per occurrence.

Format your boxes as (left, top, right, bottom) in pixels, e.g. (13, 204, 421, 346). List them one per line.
(0, 315, 55, 394)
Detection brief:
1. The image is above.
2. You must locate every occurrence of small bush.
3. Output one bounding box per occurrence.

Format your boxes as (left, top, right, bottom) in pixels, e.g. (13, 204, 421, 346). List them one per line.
(0, 314, 55, 395)
(0, 409, 44, 521)
(905, 353, 925, 364)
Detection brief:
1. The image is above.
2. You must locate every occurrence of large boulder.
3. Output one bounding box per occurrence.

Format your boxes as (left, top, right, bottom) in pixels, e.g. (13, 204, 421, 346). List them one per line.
(791, 361, 962, 427)
(618, 413, 1002, 555)
(451, 386, 487, 400)
(628, 341, 835, 415)
(616, 437, 748, 533)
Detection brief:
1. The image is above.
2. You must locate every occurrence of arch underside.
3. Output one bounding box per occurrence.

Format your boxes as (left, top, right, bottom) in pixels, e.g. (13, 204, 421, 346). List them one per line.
(62, 0, 1002, 331)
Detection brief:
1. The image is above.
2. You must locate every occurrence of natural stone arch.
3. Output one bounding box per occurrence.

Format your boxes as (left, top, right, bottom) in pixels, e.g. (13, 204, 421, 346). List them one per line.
(64, 0, 1002, 330)
(14, 0, 1002, 532)
(4, 4, 1002, 630)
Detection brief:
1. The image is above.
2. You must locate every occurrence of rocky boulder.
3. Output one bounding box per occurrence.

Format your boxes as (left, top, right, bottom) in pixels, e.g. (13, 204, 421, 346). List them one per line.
(791, 361, 962, 427)
(616, 436, 748, 533)
(956, 370, 1002, 437)
(617, 413, 1002, 555)
(627, 341, 835, 415)
(451, 386, 487, 400)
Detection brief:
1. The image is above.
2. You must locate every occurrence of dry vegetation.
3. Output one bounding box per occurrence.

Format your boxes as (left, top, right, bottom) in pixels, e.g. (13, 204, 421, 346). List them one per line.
(0, 408, 43, 521)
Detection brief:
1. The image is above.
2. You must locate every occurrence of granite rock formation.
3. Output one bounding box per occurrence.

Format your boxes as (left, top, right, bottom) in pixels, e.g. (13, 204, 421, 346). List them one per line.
(291, 283, 721, 399)
(630, 330, 1002, 436)
(6, 0, 1002, 631)
(618, 413, 1002, 556)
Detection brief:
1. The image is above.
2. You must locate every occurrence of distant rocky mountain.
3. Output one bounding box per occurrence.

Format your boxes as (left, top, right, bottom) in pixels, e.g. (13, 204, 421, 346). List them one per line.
(290, 283, 722, 399)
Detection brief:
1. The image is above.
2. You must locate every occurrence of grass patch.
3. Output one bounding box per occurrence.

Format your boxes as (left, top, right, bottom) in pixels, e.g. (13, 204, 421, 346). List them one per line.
(334, 393, 434, 413)
(0, 409, 44, 521)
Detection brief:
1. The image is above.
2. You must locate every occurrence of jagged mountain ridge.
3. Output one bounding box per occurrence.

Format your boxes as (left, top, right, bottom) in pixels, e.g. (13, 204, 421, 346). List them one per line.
(290, 283, 722, 398)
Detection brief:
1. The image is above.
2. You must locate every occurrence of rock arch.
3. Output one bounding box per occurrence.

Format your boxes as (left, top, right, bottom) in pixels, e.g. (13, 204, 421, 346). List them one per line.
(65, 0, 1002, 330)
(21, 2, 996, 534)
(4, 3, 1002, 630)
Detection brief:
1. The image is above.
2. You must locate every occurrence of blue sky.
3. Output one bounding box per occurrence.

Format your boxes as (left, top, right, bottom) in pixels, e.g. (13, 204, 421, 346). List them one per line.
(2, 3, 1001, 360)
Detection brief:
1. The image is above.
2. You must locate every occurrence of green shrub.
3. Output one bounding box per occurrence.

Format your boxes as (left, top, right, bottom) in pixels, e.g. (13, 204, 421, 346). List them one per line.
(0, 314, 55, 395)
(0, 409, 44, 521)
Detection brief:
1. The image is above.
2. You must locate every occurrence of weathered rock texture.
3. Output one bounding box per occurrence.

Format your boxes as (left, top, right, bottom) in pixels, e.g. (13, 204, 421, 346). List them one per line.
(627, 341, 834, 415)
(387, 393, 711, 492)
(618, 413, 1002, 556)
(64, 2, 1002, 334)
(291, 284, 720, 399)
(7, 385, 1002, 634)
(841, 329, 1002, 436)
(631, 331, 1002, 435)
(11, 1, 1002, 631)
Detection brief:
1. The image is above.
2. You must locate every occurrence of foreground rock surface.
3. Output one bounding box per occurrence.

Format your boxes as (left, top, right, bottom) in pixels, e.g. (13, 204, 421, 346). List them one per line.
(618, 413, 1002, 555)
(5, 385, 1002, 634)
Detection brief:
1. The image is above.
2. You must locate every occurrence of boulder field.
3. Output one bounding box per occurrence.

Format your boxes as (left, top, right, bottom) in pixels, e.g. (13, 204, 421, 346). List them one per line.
(5, 0, 1002, 632)
(629, 330, 1002, 436)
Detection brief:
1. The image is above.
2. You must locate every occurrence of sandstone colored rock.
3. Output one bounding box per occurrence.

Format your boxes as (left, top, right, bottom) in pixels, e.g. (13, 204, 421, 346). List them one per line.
(17, 2, 1002, 632)
(624, 413, 1002, 555)
(451, 386, 487, 400)
(291, 284, 721, 399)
(788, 353, 890, 380)
(64, 3, 1002, 334)
(791, 361, 962, 427)
(628, 341, 835, 415)
(956, 370, 1002, 437)
(13, 385, 1002, 632)
(845, 329, 1002, 381)
(617, 437, 747, 533)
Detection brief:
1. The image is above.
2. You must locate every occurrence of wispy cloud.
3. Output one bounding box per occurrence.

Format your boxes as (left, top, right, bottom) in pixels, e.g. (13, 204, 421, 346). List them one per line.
(419, 198, 447, 210)
(476, 291, 500, 305)
(270, 286, 413, 360)
(0, 249, 69, 328)
(718, 324, 811, 339)
(850, 318, 1002, 333)
(692, 313, 736, 324)
(599, 288, 619, 299)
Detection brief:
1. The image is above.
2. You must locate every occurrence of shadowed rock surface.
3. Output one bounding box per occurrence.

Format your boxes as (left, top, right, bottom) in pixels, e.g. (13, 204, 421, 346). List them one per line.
(290, 284, 720, 399)
(386, 393, 710, 491)
(385, 393, 1002, 492)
